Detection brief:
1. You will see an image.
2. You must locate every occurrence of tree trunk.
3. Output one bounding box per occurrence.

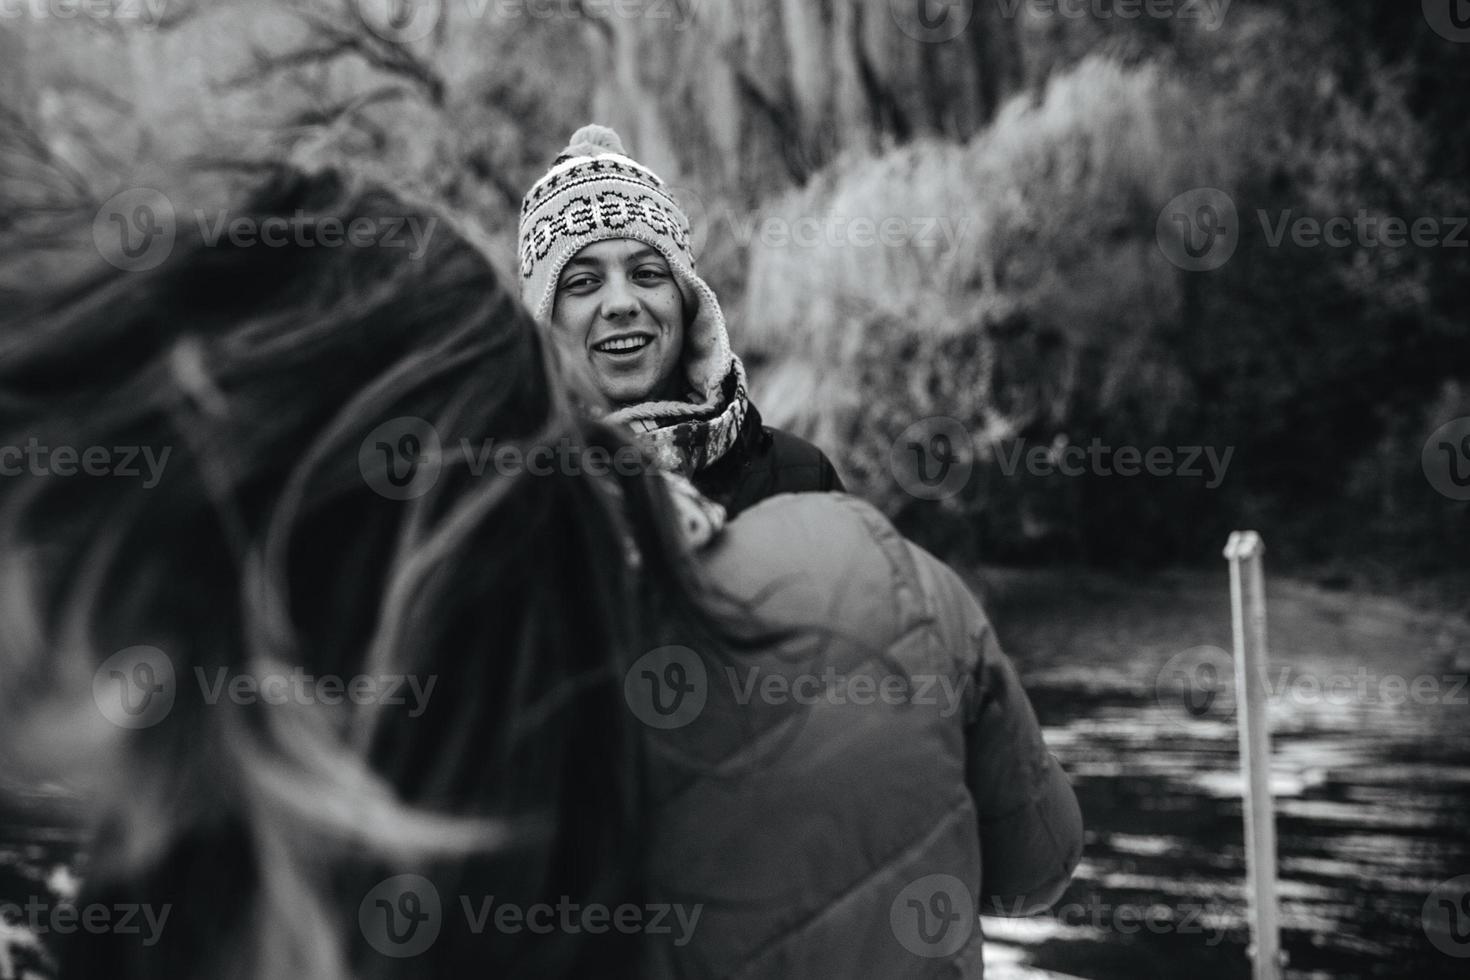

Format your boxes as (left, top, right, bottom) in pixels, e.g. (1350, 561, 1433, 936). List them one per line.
(580, 0, 1024, 202)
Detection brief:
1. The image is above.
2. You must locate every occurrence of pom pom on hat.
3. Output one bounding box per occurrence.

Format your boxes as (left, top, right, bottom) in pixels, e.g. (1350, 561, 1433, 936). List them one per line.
(563, 123, 626, 159)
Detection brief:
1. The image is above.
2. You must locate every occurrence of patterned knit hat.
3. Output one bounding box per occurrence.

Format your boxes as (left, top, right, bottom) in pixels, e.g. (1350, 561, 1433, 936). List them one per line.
(518, 125, 749, 478)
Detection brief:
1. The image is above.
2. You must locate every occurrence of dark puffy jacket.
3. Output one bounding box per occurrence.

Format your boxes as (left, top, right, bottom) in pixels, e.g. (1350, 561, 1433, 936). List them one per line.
(692, 401, 844, 518)
(54, 494, 1075, 980)
(641, 492, 1084, 978)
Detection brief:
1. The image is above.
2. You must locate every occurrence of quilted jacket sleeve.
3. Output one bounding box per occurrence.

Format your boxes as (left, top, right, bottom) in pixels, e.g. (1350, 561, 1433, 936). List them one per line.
(913, 549, 1085, 917)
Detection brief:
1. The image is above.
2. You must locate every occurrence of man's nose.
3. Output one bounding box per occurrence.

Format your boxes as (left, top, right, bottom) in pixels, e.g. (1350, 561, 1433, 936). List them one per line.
(600, 277, 639, 320)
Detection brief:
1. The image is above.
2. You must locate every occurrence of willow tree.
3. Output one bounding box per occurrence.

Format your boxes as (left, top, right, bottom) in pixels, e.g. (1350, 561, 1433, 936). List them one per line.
(576, 0, 1024, 203)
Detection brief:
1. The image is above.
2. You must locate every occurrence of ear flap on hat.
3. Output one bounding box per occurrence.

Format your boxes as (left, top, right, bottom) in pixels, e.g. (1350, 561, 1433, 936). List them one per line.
(666, 261, 731, 401)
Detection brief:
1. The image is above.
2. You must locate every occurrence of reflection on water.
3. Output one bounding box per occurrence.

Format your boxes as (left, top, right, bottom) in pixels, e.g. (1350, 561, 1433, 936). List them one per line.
(981, 667, 1470, 979)
(3, 666, 1468, 978)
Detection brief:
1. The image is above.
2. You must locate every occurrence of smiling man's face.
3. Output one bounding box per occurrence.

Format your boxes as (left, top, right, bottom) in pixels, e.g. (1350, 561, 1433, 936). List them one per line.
(550, 239, 687, 406)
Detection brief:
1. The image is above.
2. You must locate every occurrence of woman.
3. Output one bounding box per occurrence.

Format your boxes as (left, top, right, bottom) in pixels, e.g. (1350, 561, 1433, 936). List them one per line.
(518, 124, 844, 518)
(0, 168, 1080, 979)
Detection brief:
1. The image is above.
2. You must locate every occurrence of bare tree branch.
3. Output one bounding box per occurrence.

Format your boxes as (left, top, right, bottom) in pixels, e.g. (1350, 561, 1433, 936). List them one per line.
(290, 85, 414, 129)
(730, 67, 814, 183)
(295, 4, 448, 104)
(0, 103, 98, 208)
(217, 4, 447, 105)
(216, 37, 360, 91)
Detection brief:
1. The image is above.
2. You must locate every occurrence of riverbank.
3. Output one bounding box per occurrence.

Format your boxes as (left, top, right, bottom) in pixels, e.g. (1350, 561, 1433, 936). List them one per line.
(974, 564, 1470, 681)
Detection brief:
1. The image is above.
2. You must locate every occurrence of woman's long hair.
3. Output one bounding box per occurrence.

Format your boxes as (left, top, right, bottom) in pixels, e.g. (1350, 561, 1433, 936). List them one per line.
(0, 168, 716, 979)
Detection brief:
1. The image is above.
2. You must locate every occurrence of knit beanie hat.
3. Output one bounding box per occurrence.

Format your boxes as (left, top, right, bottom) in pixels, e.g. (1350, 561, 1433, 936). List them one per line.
(517, 125, 741, 428)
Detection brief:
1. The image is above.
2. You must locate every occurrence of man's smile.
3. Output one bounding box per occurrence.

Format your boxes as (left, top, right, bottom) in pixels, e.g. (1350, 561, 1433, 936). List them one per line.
(592, 333, 655, 356)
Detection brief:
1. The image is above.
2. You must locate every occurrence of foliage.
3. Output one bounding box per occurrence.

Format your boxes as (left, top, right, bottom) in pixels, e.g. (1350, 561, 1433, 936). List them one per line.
(2, 0, 1464, 579)
(748, 7, 1468, 574)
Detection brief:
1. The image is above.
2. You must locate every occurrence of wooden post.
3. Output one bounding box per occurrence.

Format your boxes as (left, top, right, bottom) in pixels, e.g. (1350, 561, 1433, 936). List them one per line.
(1224, 531, 1283, 980)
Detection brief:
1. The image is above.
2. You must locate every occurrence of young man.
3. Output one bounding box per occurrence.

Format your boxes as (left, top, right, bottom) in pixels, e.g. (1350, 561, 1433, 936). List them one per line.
(518, 124, 844, 518)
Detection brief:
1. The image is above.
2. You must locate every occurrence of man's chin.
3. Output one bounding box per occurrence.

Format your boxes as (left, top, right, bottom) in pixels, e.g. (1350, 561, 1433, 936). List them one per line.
(594, 360, 681, 407)
(599, 378, 656, 407)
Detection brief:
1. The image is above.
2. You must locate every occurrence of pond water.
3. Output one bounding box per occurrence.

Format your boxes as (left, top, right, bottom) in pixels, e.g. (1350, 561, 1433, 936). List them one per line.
(980, 667, 1470, 979)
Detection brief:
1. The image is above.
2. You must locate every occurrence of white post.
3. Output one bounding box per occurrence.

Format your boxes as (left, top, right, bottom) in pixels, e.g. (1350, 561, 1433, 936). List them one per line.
(1223, 530, 1283, 980)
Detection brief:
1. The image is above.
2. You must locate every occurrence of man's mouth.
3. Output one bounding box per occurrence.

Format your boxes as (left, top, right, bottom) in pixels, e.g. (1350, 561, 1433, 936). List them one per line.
(593, 334, 653, 355)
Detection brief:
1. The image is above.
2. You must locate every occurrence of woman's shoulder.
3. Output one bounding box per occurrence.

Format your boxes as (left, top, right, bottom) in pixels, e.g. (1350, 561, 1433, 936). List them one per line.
(698, 492, 970, 642)
(702, 492, 994, 668)
(709, 492, 892, 570)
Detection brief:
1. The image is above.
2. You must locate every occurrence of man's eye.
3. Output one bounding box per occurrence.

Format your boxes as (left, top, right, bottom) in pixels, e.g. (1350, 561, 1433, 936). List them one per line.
(634, 268, 668, 281)
(560, 276, 596, 291)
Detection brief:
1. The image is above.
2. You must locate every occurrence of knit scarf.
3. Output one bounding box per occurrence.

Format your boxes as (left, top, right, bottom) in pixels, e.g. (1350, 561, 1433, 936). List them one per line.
(658, 469, 727, 551)
(606, 355, 751, 484)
